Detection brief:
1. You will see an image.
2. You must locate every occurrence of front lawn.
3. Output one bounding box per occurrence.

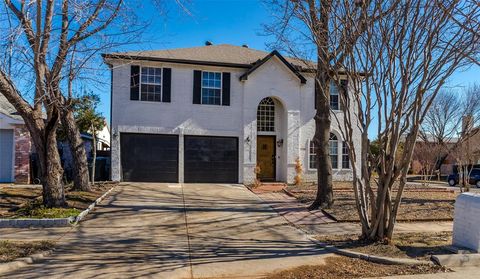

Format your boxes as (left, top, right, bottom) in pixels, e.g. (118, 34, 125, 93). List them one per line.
(286, 182, 456, 221)
(0, 182, 116, 219)
(0, 240, 54, 263)
(265, 256, 449, 279)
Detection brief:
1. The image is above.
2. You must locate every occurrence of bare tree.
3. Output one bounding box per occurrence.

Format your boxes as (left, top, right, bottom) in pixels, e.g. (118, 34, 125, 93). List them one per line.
(337, 0, 479, 241)
(0, 0, 132, 205)
(265, 0, 390, 209)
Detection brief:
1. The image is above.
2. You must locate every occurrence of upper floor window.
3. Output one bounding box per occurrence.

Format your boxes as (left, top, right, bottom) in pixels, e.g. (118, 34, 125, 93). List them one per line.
(257, 97, 275, 132)
(140, 67, 162, 102)
(202, 72, 222, 105)
(330, 80, 340, 110)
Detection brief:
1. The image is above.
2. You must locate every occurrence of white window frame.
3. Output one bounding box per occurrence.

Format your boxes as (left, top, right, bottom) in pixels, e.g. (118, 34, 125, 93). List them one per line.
(139, 66, 163, 102)
(308, 134, 341, 171)
(257, 97, 275, 132)
(200, 71, 223, 105)
(330, 80, 340, 111)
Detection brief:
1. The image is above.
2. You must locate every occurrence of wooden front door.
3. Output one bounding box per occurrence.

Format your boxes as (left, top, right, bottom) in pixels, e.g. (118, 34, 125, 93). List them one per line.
(257, 136, 276, 181)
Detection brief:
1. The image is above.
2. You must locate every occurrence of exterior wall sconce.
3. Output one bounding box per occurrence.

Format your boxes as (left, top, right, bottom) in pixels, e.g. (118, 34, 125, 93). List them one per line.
(245, 136, 250, 144)
(112, 128, 118, 138)
(277, 139, 284, 147)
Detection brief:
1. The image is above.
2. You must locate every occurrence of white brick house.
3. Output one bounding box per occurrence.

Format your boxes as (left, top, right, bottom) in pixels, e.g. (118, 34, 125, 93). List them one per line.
(103, 44, 361, 184)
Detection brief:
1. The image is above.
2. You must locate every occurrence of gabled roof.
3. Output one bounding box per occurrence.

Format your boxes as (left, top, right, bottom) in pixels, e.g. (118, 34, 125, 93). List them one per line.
(103, 44, 315, 71)
(238, 50, 307, 84)
(0, 94, 23, 121)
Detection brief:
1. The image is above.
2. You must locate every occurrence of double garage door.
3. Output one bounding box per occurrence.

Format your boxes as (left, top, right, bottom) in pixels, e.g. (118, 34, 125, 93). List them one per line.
(121, 134, 238, 183)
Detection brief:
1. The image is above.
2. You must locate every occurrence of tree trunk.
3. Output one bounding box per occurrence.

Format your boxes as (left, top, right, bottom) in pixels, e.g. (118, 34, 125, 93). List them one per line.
(309, 72, 334, 210)
(1, 73, 65, 208)
(91, 125, 96, 185)
(62, 109, 91, 191)
(41, 130, 67, 207)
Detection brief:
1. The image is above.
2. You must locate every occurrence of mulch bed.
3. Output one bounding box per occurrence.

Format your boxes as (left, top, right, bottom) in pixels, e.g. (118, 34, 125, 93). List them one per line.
(265, 256, 449, 279)
(0, 182, 117, 219)
(0, 240, 54, 263)
(287, 182, 457, 222)
(316, 232, 453, 260)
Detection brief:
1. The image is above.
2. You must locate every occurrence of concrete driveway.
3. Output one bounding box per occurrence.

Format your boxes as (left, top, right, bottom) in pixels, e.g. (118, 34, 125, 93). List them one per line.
(5, 183, 329, 278)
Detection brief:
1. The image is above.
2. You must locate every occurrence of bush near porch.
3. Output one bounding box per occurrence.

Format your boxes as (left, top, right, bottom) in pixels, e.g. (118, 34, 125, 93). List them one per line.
(0, 182, 117, 219)
(286, 182, 457, 222)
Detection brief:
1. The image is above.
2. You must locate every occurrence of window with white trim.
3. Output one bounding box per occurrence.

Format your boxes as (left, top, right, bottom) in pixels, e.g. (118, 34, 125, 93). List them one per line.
(309, 140, 317, 169)
(257, 97, 275, 132)
(201, 71, 222, 105)
(140, 67, 162, 102)
(342, 141, 350, 169)
(330, 133, 338, 169)
(330, 80, 340, 110)
(309, 133, 339, 170)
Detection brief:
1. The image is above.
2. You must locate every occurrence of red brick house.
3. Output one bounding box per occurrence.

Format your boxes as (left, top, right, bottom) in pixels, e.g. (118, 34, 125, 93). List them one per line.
(0, 94, 31, 184)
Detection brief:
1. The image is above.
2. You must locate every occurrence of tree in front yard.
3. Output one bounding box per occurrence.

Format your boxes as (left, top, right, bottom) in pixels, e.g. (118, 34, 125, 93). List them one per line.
(74, 93, 105, 185)
(265, 0, 393, 209)
(337, 0, 479, 241)
(0, 0, 133, 206)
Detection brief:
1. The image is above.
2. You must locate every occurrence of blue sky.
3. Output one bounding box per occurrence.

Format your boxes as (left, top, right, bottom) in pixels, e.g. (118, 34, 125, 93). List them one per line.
(96, 0, 480, 137)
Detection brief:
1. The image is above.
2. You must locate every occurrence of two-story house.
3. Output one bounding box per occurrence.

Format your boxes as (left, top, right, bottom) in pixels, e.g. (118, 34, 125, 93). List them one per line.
(103, 44, 361, 184)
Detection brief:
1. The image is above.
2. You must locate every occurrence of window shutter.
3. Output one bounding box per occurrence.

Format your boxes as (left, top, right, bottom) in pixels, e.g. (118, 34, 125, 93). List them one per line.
(162, 68, 171, 102)
(222, 72, 231, 106)
(193, 70, 202, 104)
(130, 65, 140, 100)
(340, 79, 348, 110)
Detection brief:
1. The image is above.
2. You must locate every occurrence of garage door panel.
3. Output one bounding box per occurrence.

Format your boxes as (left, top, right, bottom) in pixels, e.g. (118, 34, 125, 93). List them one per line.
(184, 136, 238, 183)
(121, 133, 178, 182)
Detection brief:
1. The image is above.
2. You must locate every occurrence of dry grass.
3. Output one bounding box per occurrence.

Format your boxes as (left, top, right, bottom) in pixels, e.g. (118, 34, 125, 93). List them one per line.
(0, 182, 116, 219)
(0, 240, 54, 263)
(316, 232, 453, 260)
(264, 256, 449, 279)
(286, 182, 456, 221)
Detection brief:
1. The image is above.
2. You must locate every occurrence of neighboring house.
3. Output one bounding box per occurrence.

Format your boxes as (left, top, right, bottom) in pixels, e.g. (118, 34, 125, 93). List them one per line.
(96, 122, 111, 151)
(0, 94, 31, 183)
(103, 43, 361, 184)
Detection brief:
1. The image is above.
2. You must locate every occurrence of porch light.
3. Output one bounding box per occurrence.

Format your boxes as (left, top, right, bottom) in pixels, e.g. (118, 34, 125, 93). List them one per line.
(276, 139, 284, 147)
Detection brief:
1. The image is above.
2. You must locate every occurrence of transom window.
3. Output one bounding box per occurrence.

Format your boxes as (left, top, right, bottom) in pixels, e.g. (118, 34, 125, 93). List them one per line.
(140, 67, 162, 102)
(257, 97, 275, 132)
(202, 72, 222, 105)
(309, 133, 340, 169)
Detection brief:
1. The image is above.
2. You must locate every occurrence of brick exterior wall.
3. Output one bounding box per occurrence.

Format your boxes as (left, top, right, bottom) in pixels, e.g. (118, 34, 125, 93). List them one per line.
(13, 125, 31, 184)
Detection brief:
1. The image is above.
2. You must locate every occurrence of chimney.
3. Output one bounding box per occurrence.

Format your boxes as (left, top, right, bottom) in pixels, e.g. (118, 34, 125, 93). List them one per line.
(462, 114, 473, 135)
(242, 44, 249, 48)
(205, 41, 213, 46)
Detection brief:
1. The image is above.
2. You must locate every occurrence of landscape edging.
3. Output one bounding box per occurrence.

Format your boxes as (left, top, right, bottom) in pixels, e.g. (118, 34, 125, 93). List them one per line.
(0, 248, 54, 275)
(0, 185, 116, 228)
(72, 185, 116, 225)
(307, 235, 433, 266)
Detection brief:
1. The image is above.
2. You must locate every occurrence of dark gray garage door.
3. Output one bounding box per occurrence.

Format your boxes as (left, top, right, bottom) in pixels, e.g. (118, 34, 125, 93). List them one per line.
(184, 136, 238, 183)
(120, 133, 178, 182)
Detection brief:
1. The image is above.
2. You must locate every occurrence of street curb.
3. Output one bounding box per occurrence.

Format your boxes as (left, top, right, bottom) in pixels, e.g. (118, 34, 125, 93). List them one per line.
(0, 185, 116, 228)
(0, 248, 54, 275)
(306, 235, 433, 266)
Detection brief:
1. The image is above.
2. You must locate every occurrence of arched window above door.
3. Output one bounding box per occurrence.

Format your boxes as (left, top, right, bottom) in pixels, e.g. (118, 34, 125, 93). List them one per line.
(257, 97, 275, 132)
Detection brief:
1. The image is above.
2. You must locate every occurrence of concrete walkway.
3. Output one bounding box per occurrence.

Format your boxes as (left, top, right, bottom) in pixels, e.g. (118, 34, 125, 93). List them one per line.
(1, 183, 330, 278)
